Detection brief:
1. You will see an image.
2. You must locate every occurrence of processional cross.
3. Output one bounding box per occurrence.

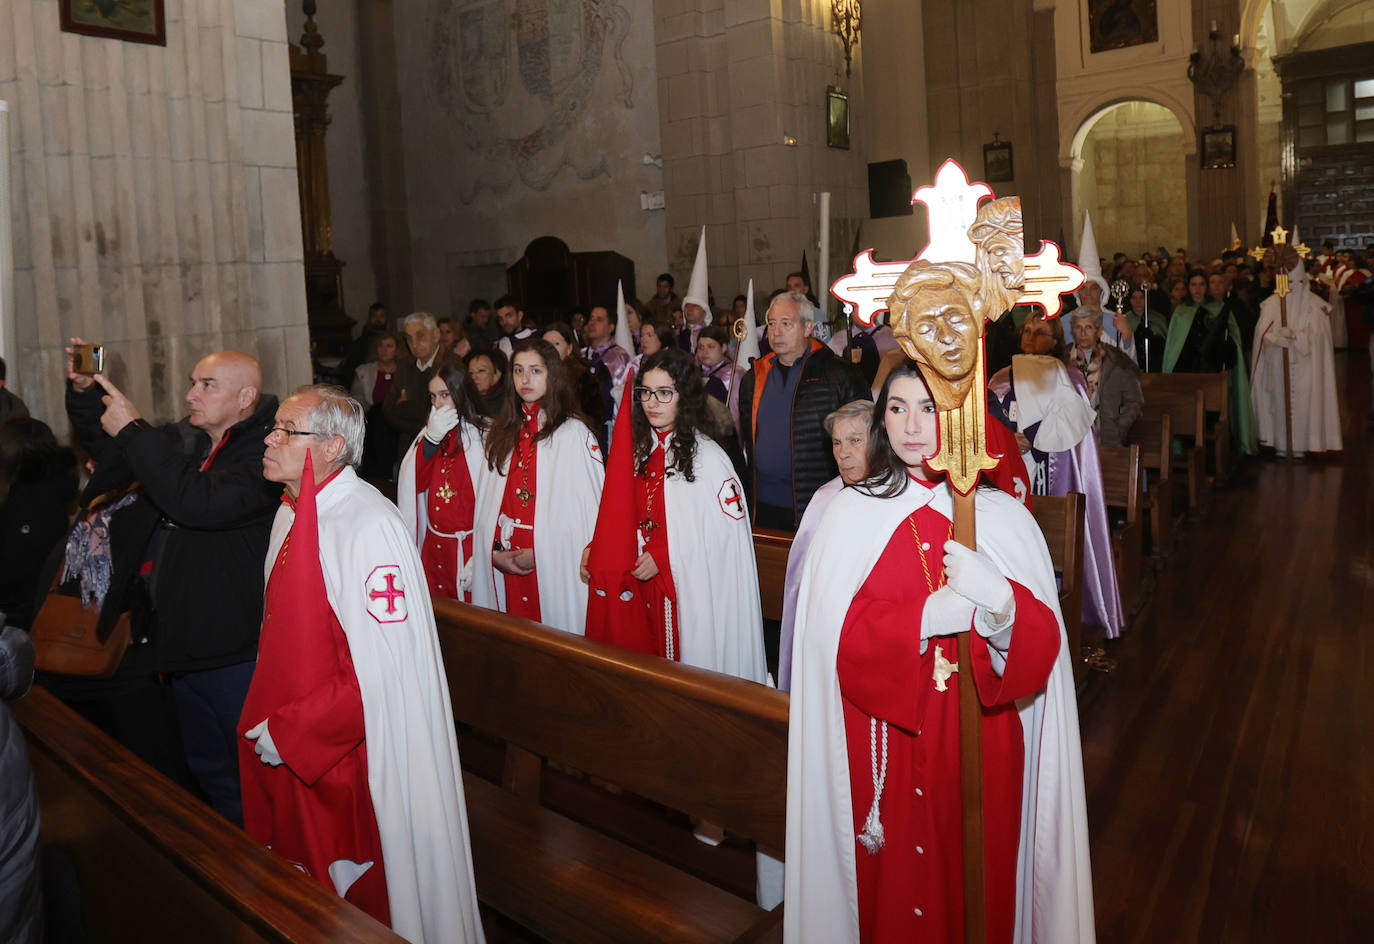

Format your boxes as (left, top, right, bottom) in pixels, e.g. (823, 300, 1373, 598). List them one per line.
(1250, 226, 1310, 461)
(832, 159, 1083, 944)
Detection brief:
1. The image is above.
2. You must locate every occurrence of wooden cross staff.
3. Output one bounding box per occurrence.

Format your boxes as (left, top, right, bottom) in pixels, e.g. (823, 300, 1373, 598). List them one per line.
(833, 159, 1083, 944)
(1250, 226, 1310, 461)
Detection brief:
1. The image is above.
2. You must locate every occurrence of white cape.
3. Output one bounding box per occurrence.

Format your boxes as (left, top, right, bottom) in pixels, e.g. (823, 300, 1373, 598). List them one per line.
(470, 418, 604, 634)
(662, 431, 768, 683)
(266, 468, 484, 944)
(783, 481, 1094, 944)
(1251, 288, 1343, 454)
(397, 422, 487, 594)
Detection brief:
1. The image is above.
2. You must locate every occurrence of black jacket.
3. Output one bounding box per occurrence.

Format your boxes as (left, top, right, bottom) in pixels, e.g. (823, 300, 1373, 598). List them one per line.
(382, 359, 434, 460)
(738, 341, 869, 527)
(66, 384, 282, 673)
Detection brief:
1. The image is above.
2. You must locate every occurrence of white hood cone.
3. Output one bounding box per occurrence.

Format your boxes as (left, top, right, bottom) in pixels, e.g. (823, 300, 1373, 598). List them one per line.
(613, 279, 634, 351)
(1075, 212, 1110, 303)
(736, 279, 761, 364)
(682, 225, 713, 325)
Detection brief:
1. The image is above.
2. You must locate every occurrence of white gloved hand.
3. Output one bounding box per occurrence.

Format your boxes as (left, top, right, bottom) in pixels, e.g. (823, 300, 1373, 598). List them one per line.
(245, 719, 284, 767)
(423, 405, 459, 445)
(1270, 326, 1297, 347)
(943, 540, 1014, 626)
(918, 585, 977, 655)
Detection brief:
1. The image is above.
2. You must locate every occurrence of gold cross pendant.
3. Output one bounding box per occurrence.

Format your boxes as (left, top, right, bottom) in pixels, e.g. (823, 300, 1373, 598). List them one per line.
(933, 644, 959, 692)
(640, 519, 657, 534)
(515, 487, 532, 505)
(435, 481, 455, 504)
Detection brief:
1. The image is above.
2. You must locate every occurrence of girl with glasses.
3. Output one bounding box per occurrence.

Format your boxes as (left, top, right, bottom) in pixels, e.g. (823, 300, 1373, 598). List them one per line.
(471, 340, 604, 634)
(397, 358, 489, 603)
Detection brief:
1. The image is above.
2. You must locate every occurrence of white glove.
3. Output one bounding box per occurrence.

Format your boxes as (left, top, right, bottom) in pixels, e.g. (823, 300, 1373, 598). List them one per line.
(245, 719, 284, 767)
(422, 405, 459, 445)
(943, 541, 1014, 627)
(1269, 326, 1296, 347)
(918, 585, 976, 655)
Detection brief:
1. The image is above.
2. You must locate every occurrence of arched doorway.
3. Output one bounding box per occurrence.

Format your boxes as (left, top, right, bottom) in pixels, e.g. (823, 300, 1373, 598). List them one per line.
(1069, 101, 1189, 262)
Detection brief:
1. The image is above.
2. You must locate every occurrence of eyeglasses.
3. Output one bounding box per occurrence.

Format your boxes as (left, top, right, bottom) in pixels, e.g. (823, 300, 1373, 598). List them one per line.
(266, 426, 321, 443)
(633, 386, 678, 403)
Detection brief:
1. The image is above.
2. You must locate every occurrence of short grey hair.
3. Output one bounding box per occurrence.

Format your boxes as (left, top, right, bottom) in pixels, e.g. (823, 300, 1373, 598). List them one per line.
(293, 384, 365, 468)
(766, 291, 817, 324)
(824, 399, 875, 436)
(1070, 305, 1103, 327)
(402, 311, 437, 332)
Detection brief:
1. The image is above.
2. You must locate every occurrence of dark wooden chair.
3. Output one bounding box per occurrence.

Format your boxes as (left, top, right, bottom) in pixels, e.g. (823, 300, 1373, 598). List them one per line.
(1098, 442, 1145, 617)
(1140, 372, 1232, 483)
(13, 686, 404, 943)
(433, 599, 787, 944)
(753, 527, 792, 623)
(1125, 408, 1176, 555)
(1030, 492, 1086, 684)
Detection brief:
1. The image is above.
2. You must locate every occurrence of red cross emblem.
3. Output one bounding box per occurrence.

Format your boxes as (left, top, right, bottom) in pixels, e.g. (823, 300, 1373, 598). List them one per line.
(365, 565, 408, 624)
(717, 479, 745, 520)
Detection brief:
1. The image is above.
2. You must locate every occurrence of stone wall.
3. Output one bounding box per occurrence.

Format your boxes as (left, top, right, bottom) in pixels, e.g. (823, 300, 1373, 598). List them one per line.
(392, 0, 668, 313)
(0, 0, 309, 428)
(1077, 101, 1189, 258)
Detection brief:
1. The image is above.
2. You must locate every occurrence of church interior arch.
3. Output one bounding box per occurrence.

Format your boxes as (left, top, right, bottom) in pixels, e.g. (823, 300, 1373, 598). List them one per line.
(1069, 100, 1189, 260)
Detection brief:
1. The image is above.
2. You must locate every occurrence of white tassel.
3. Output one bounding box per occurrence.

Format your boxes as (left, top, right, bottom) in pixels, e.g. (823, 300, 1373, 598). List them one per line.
(856, 718, 888, 854)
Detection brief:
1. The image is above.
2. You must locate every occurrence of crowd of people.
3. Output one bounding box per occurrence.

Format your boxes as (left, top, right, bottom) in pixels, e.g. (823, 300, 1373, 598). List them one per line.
(0, 220, 1366, 943)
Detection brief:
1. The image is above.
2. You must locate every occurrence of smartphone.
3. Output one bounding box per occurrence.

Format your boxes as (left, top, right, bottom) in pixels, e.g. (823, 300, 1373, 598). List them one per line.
(72, 344, 105, 375)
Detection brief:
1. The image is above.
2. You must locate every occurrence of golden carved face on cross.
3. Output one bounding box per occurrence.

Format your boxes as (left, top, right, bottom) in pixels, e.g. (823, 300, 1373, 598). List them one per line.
(831, 159, 1084, 493)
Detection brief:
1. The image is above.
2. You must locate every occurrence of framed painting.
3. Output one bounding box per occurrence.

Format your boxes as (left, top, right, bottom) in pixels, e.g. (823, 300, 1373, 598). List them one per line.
(1201, 126, 1236, 169)
(827, 86, 850, 150)
(983, 139, 1014, 183)
(60, 0, 167, 46)
(1089, 0, 1159, 53)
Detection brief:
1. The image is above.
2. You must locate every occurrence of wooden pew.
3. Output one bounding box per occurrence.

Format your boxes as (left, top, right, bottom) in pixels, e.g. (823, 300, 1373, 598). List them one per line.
(1134, 388, 1207, 513)
(1140, 372, 1232, 483)
(12, 685, 403, 944)
(1124, 409, 1175, 556)
(1099, 442, 1145, 617)
(753, 527, 793, 623)
(1030, 492, 1086, 684)
(434, 599, 787, 944)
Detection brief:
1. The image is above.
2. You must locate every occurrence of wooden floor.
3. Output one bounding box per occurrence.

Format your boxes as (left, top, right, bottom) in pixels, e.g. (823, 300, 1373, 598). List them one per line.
(1078, 350, 1374, 943)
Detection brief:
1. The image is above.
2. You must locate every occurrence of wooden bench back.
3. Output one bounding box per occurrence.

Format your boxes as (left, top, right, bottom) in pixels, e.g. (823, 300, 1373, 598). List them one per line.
(1098, 442, 1143, 524)
(1030, 492, 1086, 673)
(1142, 387, 1205, 440)
(13, 686, 403, 943)
(1126, 408, 1173, 478)
(753, 527, 792, 623)
(1141, 371, 1229, 420)
(433, 599, 790, 851)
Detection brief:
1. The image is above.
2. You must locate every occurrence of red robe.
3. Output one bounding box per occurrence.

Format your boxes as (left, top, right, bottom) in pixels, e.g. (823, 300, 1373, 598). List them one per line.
(238, 466, 389, 925)
(498, 403, 541, 621)
(414, 427, 477, 602)
(634, 430, 680, 660)
(838, 504, 1059, 944)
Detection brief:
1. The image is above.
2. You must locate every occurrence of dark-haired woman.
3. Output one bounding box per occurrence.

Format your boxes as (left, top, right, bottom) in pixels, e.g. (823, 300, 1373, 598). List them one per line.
(397, 359, 488, 602)
(696, 324, 736, 407)
(589, 348, 765, 678)
(784, 362, 1092, 944)
(543, 322, 606, 444)
(472, 340, 603, 633)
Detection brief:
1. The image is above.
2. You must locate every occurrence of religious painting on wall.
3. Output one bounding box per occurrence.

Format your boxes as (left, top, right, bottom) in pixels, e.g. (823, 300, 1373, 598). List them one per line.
(1201, 126, 1237, 169)
(827, 87, 850, 150)
(60, 0, 166, 46)
(983, 136, 1014, 183)
(1088, 0, 1158, 53)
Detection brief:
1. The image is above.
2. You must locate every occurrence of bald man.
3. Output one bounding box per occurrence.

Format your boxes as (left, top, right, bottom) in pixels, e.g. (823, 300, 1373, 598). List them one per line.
(64, 341, 283, 826)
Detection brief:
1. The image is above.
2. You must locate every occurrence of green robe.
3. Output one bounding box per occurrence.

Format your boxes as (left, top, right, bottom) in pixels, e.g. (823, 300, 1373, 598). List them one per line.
(1163, 302, 1257, 455)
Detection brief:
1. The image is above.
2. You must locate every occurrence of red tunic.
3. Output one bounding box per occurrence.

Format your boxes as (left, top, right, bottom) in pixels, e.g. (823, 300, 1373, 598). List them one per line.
(837, 504, 1059, 944)
(239, 480, 389, 926)
(635, 430, 679, 660)
(497, 403, 541, 621)
(414, 427, 477, 602)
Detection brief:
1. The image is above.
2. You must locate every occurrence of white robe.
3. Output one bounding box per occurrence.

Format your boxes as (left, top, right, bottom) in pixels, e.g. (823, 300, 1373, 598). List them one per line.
(396, 422, 487, 594)
(470, 418, 604, 635)
(1251, 284, 1343, 455)
(661, 431, 768, 683)
(266, 468, 485, 944)
(783, 481, 1094, 944)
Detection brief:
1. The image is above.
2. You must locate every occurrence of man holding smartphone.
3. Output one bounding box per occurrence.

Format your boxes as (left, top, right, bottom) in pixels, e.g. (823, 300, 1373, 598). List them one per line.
(64, 340, 282, 826)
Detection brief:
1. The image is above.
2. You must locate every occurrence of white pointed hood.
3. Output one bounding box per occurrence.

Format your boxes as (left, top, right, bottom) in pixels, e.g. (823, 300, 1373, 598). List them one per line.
(613, 279, 634, 351)
(1230, 221, 1242, 250)
(1075, 212, 1110, 302)
(736, 278, 761, 364)
(682, 226, 712, 325)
